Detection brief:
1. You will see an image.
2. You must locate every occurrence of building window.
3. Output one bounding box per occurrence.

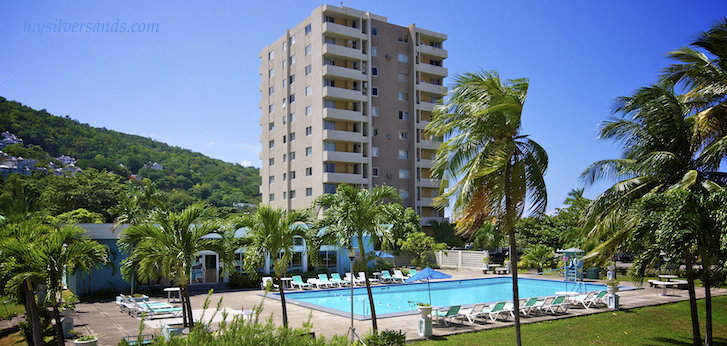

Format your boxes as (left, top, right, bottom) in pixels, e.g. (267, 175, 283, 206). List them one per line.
(306, 147, 312, 156)
(282, 97, 287, 108)
(305, 44, 312, 55)
(324, 163, 335, 173)
(306, 187, 313, 196)
(269, 176, 274, 184)
(289, 55, 295, 65)
(282, 115, 287, 125)
(283, 135, 286, 143)
(324, 142, 335, 151)
(283, 41, 287, 51)
(305, 65, 312, 75)
(282, 60, 287, 70)
(282, 154, 286, 162)
(289, 113, 296, 122)
(305, 24, 312, 35)
(290, 152, 296, 160)
(306, 167, 312, 176)
(306, 105, 312, 116)
(371, 26, 378, 36)
(290, 171, 296, 179)
(398, 53, 409, 63)
(372, 67, 378, 76)
(305, 85, 312, 96)
(269, 122, 274, 130)
(372, 87, 378, 97)
(289, 74, 295, 84)
(283, 192, 286, 200)
(372, 106, 379, 117)
(269, 86, 274, 95)
(324, 99, 335, 108)
(324, 184, 336, 194)
(290, 132, 296, 141)
(269, 194, 275, 202)
(399, 169, 410, 179)
(372, 147, 379, 157)
(289, 94, 295, 104)
(399, 111, 410, 120)
(269, 158, 274, 166)
(268, 51, 274, 60)
(371, 46, 378, 57)
(282, 78, 287, 88)
(290, 190, 296, 199)
(289, 35, 295, 46)
(269, 104, 274, 113)
(399, 189, 410, 199)
(398, 72, 408, 82)
(306, 126, 312, 136)
(398, 34, 408, 43)
(283, 172, 287, 181)
(269, 68, 274, 78)
(372, 167, 379, 177)
(399, 150, 409, 159)
(398, 92, 408, 101)
(399, 130, 409, 140)
(324, 121, 335, 130)
(269, 140, 274, 148)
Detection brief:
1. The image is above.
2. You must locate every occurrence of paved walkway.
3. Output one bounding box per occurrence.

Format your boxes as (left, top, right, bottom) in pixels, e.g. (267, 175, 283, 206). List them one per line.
(61, 269, 726, 345)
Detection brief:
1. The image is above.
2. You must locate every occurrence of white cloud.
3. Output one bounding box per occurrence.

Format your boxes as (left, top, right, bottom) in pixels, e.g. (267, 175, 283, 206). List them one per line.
(240, 160, 252, 167)
(208, 141, 215, 146)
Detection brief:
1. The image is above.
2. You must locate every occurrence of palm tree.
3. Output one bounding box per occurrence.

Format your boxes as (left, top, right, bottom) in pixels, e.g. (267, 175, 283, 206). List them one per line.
(661, 18, 727, 169)
(0, 216, 50, 346)
(233, 205, 309, 328)
(313, 184, 400, 332)
(118, 202, 222, 328)
(581, 83, 727, 346)
(41, 225, 109, 346)
(427, 69, 548, 346)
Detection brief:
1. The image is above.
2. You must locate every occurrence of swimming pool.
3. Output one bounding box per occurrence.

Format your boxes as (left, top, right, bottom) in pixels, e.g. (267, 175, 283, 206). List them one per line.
(272, 277, 620, 319)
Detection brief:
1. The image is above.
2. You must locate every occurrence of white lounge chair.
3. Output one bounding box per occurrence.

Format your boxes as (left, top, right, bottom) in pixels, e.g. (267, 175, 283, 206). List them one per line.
(460, 303, 487, 324)
(483, 301, 509, 321)
(345, 273, 365, 286)
(260, 277, 279, 291)
(392, 270, 408, 282)
(572, 291, 606, 308)
(358, 272, 379, 285)
(542, 295, 569, 315)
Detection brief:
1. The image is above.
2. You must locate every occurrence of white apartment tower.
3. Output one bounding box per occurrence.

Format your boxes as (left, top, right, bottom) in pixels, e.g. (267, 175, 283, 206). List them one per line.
(259, 5, 447, 231)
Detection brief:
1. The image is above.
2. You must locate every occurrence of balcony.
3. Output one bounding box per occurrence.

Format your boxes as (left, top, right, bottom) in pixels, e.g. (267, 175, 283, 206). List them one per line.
(417, 178, 438, 188)
(418, 82, 447, 95)
(416, 158, 434, 168)
(323, 43, 366, 61)
(324, 172, 368, 185)
(416, 120, 430, 130)
(323, 22, 366, 40)
(420, 216, 445, 226)
(416, 101, 436, 112)
(323, 64, 364, 81)
(416, 63, 448, 77)
(323, 129, 369, 143)
(323, 107, 363, 122)
(418, 45, 448, 59)
(417, 139, 440, 150)
(323, 151, 366, 163)
(418, 197, 435, 206)
(323, 86, 366, 102)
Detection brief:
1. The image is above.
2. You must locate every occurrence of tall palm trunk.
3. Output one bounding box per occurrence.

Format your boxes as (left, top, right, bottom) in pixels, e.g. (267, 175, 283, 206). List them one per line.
(274, 262, 289, 328)
(358, 237, 377, 332)
(52, 300, 64, 346)
(684, 252, 701, 346)
(24, 279, 43, 346)
(701, 250, 712, 346)
(505, 167, 522, 346)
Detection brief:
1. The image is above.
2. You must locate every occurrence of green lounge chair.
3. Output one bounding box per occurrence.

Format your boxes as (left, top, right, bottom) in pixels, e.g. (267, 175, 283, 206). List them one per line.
(483, 301, 508, 321)
(291, 275, 312, 290)
(317, 274, 336, 287)
(380, 270, 404, 284)
(519, 297, 540, 316)
(433, 305, 463, 326)
(573, 291, 606, 308)
(408, 269, 417, 277)
(543, 295, 569, 315)
(139, 302, 183, 319)
(461, 303, 487, 324)
(330, 273, 350, 286)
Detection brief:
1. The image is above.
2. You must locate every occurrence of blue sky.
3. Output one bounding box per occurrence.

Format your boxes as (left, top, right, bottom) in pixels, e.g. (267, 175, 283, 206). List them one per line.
(0, 0, 724, 212)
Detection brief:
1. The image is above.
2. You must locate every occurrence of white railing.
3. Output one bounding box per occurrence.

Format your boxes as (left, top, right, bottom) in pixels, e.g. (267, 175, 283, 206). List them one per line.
(435, 250, 489, 269)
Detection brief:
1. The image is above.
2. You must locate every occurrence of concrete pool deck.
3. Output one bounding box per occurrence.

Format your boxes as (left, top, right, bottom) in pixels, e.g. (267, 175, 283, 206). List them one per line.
(64, 269, 727, 345)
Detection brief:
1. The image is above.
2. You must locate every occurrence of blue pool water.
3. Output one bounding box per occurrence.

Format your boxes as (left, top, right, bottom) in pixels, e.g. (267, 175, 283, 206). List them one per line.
(274, 277, 615, 319)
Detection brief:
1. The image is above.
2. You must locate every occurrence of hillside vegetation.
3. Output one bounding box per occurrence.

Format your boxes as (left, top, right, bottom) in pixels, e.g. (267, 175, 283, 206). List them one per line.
(0, 96, 260, 214)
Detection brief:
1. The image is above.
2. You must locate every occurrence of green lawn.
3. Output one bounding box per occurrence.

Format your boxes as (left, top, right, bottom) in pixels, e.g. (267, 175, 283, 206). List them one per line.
(414, 296, 727, 345)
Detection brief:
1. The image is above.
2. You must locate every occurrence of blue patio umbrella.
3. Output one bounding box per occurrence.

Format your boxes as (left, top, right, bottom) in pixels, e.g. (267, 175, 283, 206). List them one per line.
(374, 250, 394, 258)
(405, 267, 452, 305)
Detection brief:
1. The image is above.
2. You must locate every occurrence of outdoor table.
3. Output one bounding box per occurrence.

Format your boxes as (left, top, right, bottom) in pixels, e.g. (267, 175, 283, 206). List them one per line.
(280, 277, 293, 289)
(164, 287, 181, 303)
(241, 309, 254, 320)
(373, 272, 381, 281)
(658, 275, 678, 281)
(652, 281, 675, 296)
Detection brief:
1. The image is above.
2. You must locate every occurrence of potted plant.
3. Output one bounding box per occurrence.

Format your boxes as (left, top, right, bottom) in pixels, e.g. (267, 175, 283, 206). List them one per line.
(74, 334, 97, 346)
(605, 278, 620, 293)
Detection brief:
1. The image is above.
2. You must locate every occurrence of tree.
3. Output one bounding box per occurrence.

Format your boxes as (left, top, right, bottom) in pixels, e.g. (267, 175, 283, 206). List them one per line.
(581, 83, 727, 346)
(41, 168, 125, 222)
(313, 184, 400, 332)
(427, 219, 464, 248)
(427, 69, 548, 346)
(519, 244, 557, 272)
(397, 232, 446, 267)
(118, 202, 223, 328)
(385, 204, 422, 254)
(234, 205, 308, 328)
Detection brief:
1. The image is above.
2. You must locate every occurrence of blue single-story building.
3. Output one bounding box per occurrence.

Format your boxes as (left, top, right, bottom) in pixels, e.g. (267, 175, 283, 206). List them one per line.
(68, 223, 375, 295)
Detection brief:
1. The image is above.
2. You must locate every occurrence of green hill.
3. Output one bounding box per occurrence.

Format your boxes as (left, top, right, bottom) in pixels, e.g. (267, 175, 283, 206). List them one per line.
(0, 96, 261, 213)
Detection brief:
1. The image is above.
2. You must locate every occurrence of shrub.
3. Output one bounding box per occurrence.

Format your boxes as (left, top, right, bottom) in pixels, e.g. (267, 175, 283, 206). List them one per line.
(228, 271, 259, 289)
(362, 329, 406, 346)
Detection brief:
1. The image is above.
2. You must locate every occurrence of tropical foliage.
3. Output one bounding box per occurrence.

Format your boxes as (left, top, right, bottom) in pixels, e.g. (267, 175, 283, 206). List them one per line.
(428, 69, 548, 346)
(397, 232, 447, 267)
